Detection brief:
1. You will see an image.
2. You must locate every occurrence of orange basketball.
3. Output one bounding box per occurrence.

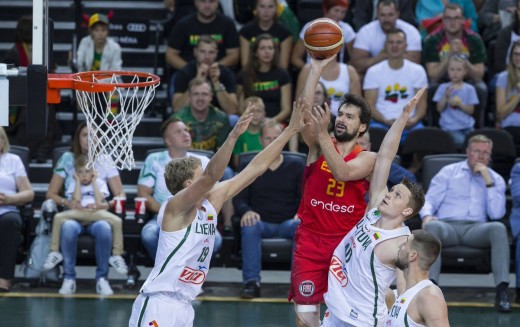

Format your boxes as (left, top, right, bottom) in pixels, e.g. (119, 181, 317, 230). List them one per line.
(303, 18, 344, 60)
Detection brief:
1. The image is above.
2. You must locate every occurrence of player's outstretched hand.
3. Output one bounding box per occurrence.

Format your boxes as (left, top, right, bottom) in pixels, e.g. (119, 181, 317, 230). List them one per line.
(287, 98, 311, 133)
(230, 103, 254, 138)
(403, 87, 427, 115)
(310, 53, 337, 70)
(310, 102, 331, 135)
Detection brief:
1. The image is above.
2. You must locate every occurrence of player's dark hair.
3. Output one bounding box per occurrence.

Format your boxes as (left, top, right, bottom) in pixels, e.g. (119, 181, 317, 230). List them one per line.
(338, 94, 372, 136)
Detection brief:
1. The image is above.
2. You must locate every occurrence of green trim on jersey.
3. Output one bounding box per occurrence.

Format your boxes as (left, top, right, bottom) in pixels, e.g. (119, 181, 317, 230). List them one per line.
(158, 225, 192, 274)
(137, 296, 150, 326)
(405, 312, 410, 327)
(370, 251, 379, 327)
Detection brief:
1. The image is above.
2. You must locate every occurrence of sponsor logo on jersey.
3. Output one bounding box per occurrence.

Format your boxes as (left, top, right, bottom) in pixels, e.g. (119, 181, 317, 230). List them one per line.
(400, 297, 406, 304)
(299, 280, 315, 297)
(330, 255, 348, 287)
(179, 266, 206, 284)
(148, 320, 158, 327)
(354, 220, 373, 251)
(389, 304, 401, 318)
(349, 309, 358, 319)
(208, 214, 214, 221)
(373, 232, 381, 240)
(310, 199, 355, 213)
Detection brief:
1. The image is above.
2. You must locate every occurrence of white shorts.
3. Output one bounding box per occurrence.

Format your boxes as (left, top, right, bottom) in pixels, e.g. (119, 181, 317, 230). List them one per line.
(129, 293, 194, 327)
(321, 310, 357, 327)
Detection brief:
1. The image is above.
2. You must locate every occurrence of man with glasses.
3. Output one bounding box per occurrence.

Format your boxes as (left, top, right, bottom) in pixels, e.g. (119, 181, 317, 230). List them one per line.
(423, 3, 488, 124)
(420, 134, 511, 312)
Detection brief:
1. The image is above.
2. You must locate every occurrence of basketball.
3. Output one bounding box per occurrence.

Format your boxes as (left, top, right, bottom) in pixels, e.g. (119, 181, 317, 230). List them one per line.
(303, 18, 344, 60)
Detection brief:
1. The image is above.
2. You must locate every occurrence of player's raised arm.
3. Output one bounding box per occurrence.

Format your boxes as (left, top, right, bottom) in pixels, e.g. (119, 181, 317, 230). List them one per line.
(367, 87, 426, 209)
(299, 55, 336, 149)
(208, 99, 311, 212)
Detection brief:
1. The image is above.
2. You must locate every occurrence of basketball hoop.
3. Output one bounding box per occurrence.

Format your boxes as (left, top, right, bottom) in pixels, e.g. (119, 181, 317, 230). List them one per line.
(48, 71, 160, 170)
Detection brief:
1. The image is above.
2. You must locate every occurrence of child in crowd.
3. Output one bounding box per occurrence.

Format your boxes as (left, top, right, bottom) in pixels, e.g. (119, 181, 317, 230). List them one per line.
(232, 96, 266, 168)
(43, 154, 128, 275)
(433, 55, 479, 148)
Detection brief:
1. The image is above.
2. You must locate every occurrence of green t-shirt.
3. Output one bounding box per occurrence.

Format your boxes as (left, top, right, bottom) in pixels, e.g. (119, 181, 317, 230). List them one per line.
(173, 106, 231, 152)
(423, 29, 486, 65)
(232, 130, 262, 155)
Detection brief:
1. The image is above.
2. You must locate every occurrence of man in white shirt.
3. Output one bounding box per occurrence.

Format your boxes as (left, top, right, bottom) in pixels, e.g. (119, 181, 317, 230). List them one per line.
(363, 28, 428, 142)
(351, 0, 421, 77)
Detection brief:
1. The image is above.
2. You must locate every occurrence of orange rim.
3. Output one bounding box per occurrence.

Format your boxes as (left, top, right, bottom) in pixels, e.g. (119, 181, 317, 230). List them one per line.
(47, 70, 160, 104)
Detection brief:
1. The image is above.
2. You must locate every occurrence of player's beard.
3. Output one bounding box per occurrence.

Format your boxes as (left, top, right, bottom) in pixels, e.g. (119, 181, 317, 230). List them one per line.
(395, 254, 408, 270)
(334, 126, 357, 143)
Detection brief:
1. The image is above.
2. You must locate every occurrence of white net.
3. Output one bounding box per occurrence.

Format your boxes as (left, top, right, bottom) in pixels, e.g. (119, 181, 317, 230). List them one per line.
(74, 72, 160, 170)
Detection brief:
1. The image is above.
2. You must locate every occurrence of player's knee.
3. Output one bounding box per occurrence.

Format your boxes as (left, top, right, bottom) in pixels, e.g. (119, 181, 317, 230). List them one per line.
(294, 304, 320, 327)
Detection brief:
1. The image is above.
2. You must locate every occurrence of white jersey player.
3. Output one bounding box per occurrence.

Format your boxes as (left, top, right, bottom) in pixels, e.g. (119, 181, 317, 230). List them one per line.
(316, 88, 428, 327)
(129, 99, 311, 327)
(386, 230, 449, 327)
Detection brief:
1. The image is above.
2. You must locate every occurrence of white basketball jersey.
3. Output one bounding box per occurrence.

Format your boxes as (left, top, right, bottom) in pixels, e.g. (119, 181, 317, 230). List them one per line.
(140, 196, 217, 300)
(386, 280, 432, 327)
(324, 208, 411, 326)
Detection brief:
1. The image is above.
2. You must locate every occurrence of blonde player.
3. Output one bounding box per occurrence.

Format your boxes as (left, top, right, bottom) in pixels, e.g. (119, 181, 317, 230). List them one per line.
(128, 99, 310, 327)
(319, 87, 427, 327)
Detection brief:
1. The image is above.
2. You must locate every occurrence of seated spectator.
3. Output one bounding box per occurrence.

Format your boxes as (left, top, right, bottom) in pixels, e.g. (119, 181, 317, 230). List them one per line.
(351, 0, 422, 77)
(420, 134, 511, 313)
(493, 0, 520, 78)
(76, 13, 122, 72)
(139, 117, 222, 261)
(232, 97, 266, 168)
(352, 0, 416, 31)
(363, 28, 428, 141)
(356, 132, 416, 188)
(3, 15, 60, 162)
(416, 0, 479, 36)
(173, 78, 232, 151)
(239, 0, 293, 69)
(509, 161, 520, 304)
(76, 13, 122, 116)
(291, 0, 355, 70)
(42, 154, 127, 276)
(433, 56, 479, 148)
(172, 80, 235, 231)
(478, 0, 516, 45)
(44, 122, 125, 295)
(165, 0, 239, 71)
(0, 127, 34, 292)
(423, 3, 488, 115)
(233, 119, 303, 298)
(172, 35, 238, 117)
(295, 57, 361, 117)
(496, 40, 520, 144)
(237, 34, 292, 123)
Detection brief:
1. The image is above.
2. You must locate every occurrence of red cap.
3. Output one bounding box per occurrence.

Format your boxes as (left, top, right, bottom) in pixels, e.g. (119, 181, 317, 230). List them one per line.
(322, 0, 349, 14)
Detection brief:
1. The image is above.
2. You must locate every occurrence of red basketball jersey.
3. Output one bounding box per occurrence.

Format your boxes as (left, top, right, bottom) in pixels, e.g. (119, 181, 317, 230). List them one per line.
(297, 143, 369, 235)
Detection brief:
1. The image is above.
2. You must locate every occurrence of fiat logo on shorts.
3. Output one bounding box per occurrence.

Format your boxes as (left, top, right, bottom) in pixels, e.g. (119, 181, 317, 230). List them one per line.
(299, 280, 315, 297)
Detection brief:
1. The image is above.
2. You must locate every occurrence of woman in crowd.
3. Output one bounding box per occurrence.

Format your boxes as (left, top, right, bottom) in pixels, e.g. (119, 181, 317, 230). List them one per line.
(0, 127, 34, 292)
(237, 33, 292, 123)
(45, 122, 126, 295)
(239, 0, 292, 69)
(495, 40, 520, 144)
(295, 56, 360, 117)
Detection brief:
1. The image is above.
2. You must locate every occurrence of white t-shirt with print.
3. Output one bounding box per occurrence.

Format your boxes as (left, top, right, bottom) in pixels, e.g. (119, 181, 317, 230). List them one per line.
(354, 19, 421, 56)
(364, 59, 428, 120)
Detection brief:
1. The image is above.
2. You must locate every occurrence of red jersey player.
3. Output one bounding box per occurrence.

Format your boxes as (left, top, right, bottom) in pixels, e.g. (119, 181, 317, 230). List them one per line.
(289, 54, 376, 327)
